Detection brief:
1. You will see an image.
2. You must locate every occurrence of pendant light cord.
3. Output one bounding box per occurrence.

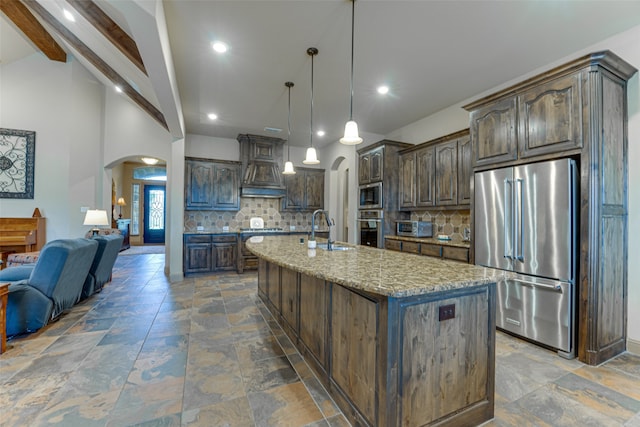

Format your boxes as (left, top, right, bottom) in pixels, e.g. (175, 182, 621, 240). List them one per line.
(286, 82, 292, 160)
(307, 48, 318, 149)
(349, 0, 355, 121)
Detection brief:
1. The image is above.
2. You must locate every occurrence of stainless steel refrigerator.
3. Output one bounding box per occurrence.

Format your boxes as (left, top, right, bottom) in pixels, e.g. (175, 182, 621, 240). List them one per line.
(474, 158, 578, 358)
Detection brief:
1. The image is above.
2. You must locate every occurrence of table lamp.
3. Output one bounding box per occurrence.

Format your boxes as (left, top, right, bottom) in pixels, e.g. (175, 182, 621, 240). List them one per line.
(83, 209, 109, 236)
(117, 197, 126, 219)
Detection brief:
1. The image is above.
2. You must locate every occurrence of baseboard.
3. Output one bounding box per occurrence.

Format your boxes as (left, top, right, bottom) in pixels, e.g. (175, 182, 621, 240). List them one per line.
(627, 338, 640, 356)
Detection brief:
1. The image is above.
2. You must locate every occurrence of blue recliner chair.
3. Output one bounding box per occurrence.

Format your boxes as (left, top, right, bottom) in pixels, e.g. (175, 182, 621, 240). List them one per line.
(0, 238, 98, 336)
(81, 234, 123, 300)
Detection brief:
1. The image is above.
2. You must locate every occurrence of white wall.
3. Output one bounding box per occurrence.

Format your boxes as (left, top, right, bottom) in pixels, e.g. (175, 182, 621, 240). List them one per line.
(385, 24, 640, 348)
(1, 54, 105, 239)
(186, 134, 239, 161)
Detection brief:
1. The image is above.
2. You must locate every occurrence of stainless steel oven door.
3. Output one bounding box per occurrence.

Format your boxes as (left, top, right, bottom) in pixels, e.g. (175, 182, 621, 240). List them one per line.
(359, 182, 383, 209)
(357, 210, 383, 248)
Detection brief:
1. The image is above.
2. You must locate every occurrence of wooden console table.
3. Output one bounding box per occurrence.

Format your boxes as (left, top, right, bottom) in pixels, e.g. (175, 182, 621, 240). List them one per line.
(0, 282, 9, 354)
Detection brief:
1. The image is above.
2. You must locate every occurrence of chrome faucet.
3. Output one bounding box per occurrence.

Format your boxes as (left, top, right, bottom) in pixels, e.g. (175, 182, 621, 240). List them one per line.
(311, 209, 325, 242)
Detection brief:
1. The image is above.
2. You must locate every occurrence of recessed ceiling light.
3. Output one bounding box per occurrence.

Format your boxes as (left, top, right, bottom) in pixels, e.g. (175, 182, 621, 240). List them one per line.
(207, 113, 218, 120)
(317, 130, 325, 137)
(115, 85, 123, 93)
(212, 41, 228, 53)
(377, 85, 389, 95)
(63, 9, 75, 22)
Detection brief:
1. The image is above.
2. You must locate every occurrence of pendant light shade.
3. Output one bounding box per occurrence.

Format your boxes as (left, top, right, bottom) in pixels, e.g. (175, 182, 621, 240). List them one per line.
(304, 47, 321, 165)
(283, 81, 296, 175)
(340, 0, 363, 146)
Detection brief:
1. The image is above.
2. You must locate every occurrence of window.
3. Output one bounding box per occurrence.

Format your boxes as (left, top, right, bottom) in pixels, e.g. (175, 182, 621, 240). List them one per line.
(131, 183, 140, 235)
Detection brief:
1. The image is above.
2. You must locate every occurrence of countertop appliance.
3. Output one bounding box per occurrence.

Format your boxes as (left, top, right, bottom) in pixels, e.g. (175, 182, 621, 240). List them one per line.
(474, 158, 577, 358)
(359, 182, 383, 210)
(396, 221, 433, 238)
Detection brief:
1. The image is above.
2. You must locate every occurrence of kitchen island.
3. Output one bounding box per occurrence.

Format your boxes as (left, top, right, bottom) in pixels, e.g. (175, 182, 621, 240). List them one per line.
(247, 235, 502, 427)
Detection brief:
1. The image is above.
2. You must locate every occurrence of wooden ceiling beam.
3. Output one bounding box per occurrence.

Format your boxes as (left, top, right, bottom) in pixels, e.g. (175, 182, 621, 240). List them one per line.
(65, 0, 146, 75)
(22, 0, 168, 132)
(0, 0, 66, 62)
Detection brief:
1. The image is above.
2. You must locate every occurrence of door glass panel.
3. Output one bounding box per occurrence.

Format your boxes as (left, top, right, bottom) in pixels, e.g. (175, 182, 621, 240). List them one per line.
(148, 189, 165, 230)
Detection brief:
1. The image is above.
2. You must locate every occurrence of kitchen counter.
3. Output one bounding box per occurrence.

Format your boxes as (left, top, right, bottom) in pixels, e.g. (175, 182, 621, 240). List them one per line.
(246, 234, 499, 298)
(385, 234, 471, 248)
(249, 234, 497, 426)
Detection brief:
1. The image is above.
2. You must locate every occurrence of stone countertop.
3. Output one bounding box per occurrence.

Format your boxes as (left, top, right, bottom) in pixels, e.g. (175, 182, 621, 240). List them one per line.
(385, 235, 471, 249)
(184, 229, 329, 235)
(247, 235, 502, 298)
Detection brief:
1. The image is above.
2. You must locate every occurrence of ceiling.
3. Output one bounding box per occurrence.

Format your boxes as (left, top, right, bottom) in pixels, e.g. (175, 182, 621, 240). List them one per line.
(2, 1, 640, 148)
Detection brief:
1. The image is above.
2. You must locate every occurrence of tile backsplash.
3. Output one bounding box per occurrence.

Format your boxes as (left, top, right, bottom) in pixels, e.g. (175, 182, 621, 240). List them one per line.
(409, 210, 470, 240)
(184, 198, 319, 232)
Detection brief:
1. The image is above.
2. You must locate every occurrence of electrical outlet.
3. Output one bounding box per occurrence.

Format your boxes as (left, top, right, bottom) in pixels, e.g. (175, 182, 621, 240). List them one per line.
(439, 304, 455, 321)
(290, 225, 296, 231)
(223, 226, 229, 232)
(197, 226, 204, 232)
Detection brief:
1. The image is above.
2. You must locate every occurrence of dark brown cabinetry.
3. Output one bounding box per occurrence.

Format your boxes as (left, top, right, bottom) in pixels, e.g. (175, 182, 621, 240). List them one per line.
(385, 237, 470, 263)
(299, 274, 329, 370)
(185, 158, 240, 211)
(399, 129, 471, 210)
(358, 146, 383, 184)
(280, 268, 299, 332)
(464, 51, 637, 365)
(183, 234, 237, 275)
(282, 167, 325, 211)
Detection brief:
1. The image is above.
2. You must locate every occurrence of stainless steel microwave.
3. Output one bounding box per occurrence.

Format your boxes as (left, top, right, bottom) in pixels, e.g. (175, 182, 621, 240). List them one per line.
(397, 221, 433, 237)
(359, 182, 383, 209)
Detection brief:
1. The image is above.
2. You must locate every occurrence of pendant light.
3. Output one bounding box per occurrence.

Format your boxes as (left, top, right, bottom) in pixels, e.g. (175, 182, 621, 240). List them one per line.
(283, 81, 296, 175)
(339, 0, 363, 145)
(303, 47, 320, 164)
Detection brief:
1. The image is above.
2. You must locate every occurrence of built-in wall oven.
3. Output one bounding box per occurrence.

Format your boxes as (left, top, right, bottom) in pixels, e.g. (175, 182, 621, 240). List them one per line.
(359, 182, 382, 210)
(357, 210, 383, 248)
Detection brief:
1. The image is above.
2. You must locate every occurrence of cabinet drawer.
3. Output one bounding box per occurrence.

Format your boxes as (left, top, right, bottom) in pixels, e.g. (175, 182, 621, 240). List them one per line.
(421, 244, 443, 257)
(385, 239, 402, 252)
(442, 246, 470, 262)
(211, 234, 237, 243)
(185, 234, 211, 244)
(402, 241, 421, 254)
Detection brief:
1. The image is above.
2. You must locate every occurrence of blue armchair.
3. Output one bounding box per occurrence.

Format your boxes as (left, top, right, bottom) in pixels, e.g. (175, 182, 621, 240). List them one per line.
(0, 238, 98, 336)
(81, 234, 123, 299)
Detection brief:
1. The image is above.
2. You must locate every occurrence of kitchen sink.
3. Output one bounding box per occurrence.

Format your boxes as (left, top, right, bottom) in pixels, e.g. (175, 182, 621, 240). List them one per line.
(316, 243, 353, 251)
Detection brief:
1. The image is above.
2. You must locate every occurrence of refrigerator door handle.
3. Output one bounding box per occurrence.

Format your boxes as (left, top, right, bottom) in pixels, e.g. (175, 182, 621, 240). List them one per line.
(504, 179, 512, 259)
(515, 178, 524, 261)
(513, 278, 562, 292)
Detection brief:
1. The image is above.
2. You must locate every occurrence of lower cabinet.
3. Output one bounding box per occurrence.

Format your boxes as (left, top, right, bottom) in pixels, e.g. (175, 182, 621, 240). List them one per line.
(258, 261, 495, 427)
(385, 238, 470, 263)
(183, 234, 237, 274)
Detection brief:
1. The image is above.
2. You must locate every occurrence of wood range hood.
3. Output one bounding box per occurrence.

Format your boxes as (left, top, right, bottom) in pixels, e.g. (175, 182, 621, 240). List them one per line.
(237, 134, 286, 198)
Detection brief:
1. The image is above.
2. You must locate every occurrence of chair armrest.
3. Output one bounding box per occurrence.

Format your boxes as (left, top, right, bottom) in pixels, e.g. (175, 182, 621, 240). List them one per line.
(0, 265, 35, 282)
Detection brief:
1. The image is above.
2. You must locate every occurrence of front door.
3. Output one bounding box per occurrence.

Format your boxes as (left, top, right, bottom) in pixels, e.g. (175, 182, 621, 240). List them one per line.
(144, 185, 165, 244)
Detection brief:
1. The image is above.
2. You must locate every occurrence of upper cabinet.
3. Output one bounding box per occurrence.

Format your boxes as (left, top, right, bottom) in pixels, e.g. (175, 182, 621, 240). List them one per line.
(282, 167, 325, 211)
(358, 146, 384, 184)
(185, 158, 240, 211)
(468, 73, 582, 168)
(399, 129, 470, 210)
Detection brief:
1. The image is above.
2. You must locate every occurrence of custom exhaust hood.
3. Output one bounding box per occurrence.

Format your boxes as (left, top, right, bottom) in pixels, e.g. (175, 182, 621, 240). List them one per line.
(238, 134, 286, 198)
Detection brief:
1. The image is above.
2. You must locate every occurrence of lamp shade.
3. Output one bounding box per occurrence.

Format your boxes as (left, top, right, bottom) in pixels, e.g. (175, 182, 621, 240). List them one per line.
(83, 209, 109, 226)
(117, 197, 126, 206)
(283, 161, 296, 175)
(303, 147, 320, 165)
(340, 120, 363, 145)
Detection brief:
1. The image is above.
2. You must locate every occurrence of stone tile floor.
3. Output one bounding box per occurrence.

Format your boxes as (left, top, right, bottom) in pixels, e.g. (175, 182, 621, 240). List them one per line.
(1, 252, 639, 426)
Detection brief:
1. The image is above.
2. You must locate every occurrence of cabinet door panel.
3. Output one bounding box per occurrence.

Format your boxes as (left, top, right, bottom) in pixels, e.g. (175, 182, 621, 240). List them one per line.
(402, 241, 420, 254)
(185, 161, 215, 210)
(331, 285, 377, 425)
(213, 242, 237, 271)
(416, 147, 435, 207)
(442, 246, 470, 263)
(184, 243, 212, 273)
(299, 274, 328, 367)
(213, 164, 240, 210)
(280, 268, 299, 331)
(305, 170, 324, 210)
(471, 98, 517, 166)
(457, 136, 472, 205)
(385, 239, 402, 252)
(283, 173, 305, 210)
(435, 141, 458, 206)
(369, 147, 384, 182)
(518, 74, 582, 158)
(359, 154, 371, 184)
(421, 244, 442, 258)
(267, 262, 281, 312)
(399, 152, 416, 209)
